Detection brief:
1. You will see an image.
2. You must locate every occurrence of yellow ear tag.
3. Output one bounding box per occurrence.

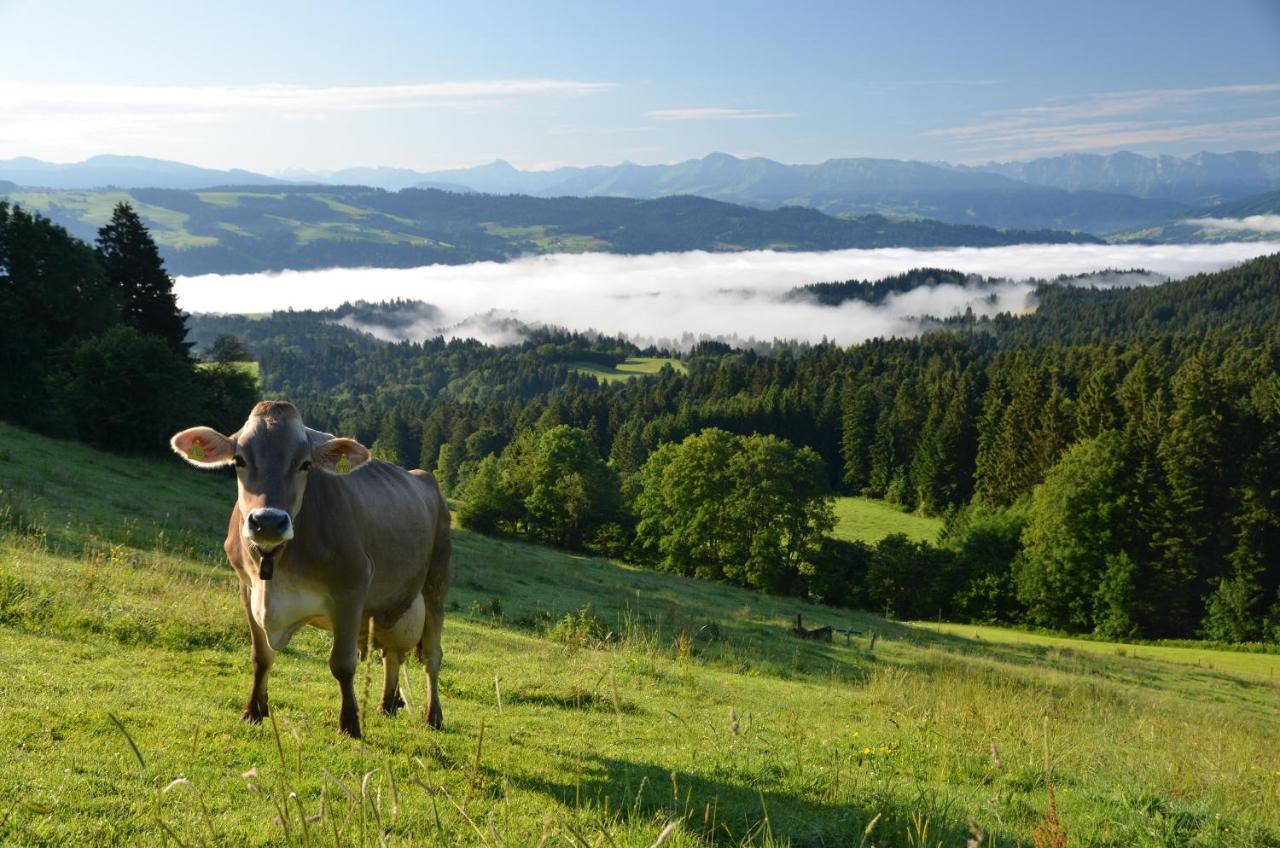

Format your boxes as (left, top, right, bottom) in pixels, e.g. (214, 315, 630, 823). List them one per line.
(188, 439, 206, 461)
(335, 453, 352, 474)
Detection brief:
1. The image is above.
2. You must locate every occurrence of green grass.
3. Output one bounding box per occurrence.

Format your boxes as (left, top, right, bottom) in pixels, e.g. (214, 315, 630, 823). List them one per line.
(1, 422, 1279, 846)
(830, 496, 943, 544)
(917, 621, 1280, 683)
(194, 191, 288, 207)
(570, 358, 688, 383)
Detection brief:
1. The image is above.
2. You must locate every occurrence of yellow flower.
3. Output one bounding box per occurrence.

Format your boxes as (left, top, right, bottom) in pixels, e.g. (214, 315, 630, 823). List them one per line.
(861, 747, 872, 756)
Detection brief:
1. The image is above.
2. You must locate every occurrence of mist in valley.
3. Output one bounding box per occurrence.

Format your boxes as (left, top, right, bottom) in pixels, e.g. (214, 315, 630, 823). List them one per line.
(176, 241, 1279, 348)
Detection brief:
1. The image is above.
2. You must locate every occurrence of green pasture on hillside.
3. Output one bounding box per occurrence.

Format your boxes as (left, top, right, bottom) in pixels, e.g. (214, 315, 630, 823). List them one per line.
(0, 423, 1278, 846)
(569, 357, 688, 383)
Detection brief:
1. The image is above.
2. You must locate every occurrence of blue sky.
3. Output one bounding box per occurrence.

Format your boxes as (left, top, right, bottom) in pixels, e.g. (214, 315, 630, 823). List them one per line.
(1, 0, 1278, 171)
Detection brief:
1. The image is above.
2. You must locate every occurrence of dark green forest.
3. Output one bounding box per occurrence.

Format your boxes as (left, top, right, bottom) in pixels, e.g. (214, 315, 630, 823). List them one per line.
(190, 253, 1280, 644)
(0, 202, 255, 449)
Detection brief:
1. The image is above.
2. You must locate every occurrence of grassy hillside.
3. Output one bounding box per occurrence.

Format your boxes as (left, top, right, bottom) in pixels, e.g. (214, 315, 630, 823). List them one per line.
(569, 357, 688, 383)
(0, 185, 1098, 276)
(1, 423, 1279, 846)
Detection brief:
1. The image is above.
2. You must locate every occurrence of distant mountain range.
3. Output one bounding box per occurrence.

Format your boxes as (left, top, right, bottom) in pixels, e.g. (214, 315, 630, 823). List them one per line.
(5, 150, 1280, 236)
(968, 151, 1280, 205)
(0, 154, 286, 190)
(289, 151, 1280, 234)
(0, 184, 1097, 276)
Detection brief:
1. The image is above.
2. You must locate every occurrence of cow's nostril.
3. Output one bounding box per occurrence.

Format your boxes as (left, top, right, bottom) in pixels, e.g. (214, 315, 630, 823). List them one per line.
(248, 514, 261, 532)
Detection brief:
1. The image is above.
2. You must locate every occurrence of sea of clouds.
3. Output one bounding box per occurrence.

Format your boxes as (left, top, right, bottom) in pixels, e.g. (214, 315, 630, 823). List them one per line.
(175, 241, 1280, 348)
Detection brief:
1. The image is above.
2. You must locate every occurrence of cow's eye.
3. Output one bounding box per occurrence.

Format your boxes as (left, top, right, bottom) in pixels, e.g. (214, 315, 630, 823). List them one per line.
(299, 460, 312, 472)
(234, 455, 247, 468)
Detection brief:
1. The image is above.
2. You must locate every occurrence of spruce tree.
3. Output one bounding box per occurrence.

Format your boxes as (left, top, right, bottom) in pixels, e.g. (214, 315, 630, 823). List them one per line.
(95, 203, 190, 357)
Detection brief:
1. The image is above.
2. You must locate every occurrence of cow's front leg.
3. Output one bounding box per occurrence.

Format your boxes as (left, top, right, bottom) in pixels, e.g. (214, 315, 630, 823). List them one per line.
(329, 604, 363, 738)
(239, 582, 274, 723)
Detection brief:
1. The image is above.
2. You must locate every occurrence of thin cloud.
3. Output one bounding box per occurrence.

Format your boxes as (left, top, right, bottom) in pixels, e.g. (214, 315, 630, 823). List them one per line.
(1187, 215, 1280, 234)
(175, 242, 1278, 348)
(0, 79, 616, 159)
(646, 107, 795, 121)
(926, 82, 1280, 160)
(0, 79, 616, 112)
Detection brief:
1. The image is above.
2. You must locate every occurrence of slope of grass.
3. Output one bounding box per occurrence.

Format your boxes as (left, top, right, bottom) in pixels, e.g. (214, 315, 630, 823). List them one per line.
(830, 496, 942, 544)
(918, 621, 1280, 683)
(1, 423, 1278, 846)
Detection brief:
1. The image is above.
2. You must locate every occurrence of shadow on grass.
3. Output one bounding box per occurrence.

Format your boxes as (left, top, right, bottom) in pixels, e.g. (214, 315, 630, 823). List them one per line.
(504, 749, 981, 847)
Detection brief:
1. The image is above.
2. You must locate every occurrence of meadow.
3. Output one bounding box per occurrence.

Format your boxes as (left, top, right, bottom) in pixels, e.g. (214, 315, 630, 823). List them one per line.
(568, 358, 688, 384)
(1, 422, 1279, 846)
(830, 497, 942, 545)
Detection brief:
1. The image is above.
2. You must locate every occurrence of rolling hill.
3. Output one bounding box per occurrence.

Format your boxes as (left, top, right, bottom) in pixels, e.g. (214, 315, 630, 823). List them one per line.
(1110, 187, 1280, 244)
(0, 184, 1098, 276)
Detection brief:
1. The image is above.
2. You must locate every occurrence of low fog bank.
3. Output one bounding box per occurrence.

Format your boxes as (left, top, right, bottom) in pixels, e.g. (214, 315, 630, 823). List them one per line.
(176, 242, 1278, 348)
(1186, 215, 1280, 234)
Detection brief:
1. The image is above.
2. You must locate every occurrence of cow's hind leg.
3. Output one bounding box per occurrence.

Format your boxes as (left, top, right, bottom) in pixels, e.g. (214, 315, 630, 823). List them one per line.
(421, 512, 451, 730)
(422, 597, 445, 729)
(379, 649, 406, 716)
(239, 583, 274, 723)
(376, 595, 423, 716)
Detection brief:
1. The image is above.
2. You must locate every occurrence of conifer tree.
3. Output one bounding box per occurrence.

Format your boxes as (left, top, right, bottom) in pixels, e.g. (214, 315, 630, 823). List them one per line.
(95, 203, 190, 357)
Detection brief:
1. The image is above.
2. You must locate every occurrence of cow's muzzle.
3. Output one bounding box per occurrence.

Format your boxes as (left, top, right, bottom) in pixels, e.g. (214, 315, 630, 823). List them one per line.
(244, 509, 293, 580)
(247, 508, 292, 540)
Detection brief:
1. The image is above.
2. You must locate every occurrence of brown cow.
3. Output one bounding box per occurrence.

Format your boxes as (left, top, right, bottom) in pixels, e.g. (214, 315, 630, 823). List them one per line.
(170, 401, 451, 738)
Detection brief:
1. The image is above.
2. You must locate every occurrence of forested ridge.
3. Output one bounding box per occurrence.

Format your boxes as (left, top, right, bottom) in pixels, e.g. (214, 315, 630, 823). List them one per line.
(188, 253, 1280, 643)
(0, 184, 1099, 275)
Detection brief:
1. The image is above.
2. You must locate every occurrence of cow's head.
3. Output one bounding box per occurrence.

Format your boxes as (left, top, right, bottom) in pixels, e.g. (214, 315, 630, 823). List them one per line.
(170, 401, 371, 577)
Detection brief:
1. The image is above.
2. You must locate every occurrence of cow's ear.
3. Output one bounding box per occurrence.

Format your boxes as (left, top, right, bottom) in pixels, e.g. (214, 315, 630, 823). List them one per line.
(170, 427, 237, 469)
(313, 438, 371, 474)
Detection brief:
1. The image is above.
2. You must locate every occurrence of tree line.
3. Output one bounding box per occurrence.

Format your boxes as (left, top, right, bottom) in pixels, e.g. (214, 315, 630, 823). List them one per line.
(0, 202, 255, 449)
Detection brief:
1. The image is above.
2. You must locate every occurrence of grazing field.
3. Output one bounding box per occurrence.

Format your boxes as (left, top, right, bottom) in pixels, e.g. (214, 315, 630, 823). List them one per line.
(569, 357, 688, 383)
(1, 423, 1279, 846)
(830, 496, 943, 544)
(918, 621, 1280, 683)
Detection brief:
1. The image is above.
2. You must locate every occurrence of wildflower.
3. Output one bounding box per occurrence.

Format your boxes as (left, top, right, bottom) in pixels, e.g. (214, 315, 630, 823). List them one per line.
(862, 747, 872, 756)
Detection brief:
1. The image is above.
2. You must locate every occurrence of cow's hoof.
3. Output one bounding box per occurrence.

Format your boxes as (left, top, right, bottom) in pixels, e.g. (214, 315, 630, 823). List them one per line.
(427, 704, 443, 730)
(242, 704, 267, 724)
(379, 688, 406, 716)
(338, 711, 362, 738)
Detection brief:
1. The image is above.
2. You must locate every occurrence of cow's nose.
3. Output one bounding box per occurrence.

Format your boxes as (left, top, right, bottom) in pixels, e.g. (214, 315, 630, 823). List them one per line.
(247, 508, 291, 538)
